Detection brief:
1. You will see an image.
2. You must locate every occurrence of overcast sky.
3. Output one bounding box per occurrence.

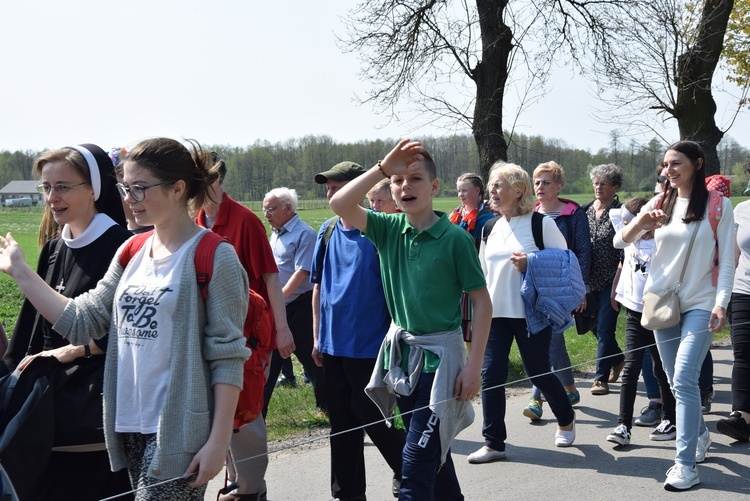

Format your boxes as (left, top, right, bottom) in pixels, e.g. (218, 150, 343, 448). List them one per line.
(0, 0, 747, 155)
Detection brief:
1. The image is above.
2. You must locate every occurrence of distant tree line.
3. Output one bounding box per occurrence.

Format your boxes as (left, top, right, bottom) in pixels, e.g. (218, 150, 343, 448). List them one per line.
(0, 150, 35, 188)
(2, 134, 748, 203)
(209, 133, 750, 201)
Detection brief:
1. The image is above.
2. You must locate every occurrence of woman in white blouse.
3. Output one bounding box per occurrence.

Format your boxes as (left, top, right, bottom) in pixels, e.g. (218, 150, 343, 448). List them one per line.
(467, 163, 576, 465)
(615, 141, 734, 492)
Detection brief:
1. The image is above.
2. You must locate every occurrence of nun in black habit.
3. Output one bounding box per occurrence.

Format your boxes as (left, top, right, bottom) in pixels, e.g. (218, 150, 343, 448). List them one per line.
(0, 144, 133, 500)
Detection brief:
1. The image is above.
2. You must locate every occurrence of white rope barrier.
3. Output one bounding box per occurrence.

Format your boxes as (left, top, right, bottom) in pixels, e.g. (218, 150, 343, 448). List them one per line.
(99, 322, 730, 500)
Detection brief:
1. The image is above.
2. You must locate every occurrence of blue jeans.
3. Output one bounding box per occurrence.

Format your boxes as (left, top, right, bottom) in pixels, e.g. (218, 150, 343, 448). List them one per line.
(481, 318, 575, 451)
(642, 349, 661, 399)
(591, 287, 624, 381)
(654, 309, 713, 467)
(396, 372, 463, 501)
(531, 327, 575, 401)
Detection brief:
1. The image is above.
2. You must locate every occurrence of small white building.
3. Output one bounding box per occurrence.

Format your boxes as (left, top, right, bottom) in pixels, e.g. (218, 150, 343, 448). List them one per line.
(0, 180, 42, 206)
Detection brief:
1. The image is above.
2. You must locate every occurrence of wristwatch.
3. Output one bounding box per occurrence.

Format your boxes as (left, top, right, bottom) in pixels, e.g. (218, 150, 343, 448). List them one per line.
(83, 344, 92, 359)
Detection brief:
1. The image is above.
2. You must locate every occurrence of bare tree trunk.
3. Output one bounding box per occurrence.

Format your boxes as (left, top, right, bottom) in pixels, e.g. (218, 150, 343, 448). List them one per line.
(473, 0, 512, 181)
(675, 0, 734, 174)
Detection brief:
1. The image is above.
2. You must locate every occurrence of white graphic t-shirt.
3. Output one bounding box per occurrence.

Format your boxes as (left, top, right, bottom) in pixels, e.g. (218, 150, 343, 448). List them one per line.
(114, 233, 199, 433)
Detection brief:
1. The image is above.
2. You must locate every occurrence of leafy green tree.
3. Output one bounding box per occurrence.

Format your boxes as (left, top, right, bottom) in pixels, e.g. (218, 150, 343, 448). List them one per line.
(722, 0, 750, 90)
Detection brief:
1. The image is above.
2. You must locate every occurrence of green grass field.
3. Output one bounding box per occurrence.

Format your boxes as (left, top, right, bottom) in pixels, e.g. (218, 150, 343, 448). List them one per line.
(0, 195, 732, 441)
(0, 208, 44, 330)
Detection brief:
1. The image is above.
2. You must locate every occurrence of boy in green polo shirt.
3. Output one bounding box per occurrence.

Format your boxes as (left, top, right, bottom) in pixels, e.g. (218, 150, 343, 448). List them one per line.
(329, 139, 491, 500)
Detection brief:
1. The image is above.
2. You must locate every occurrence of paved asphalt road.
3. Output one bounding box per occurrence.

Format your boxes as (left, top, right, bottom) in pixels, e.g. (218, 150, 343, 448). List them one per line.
(206, 343, 749, 500)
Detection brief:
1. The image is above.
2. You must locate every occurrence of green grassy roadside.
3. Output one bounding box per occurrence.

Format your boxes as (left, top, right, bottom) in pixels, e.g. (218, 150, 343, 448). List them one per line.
(0, 197, 732, 441)
(0, 209, 43, 330)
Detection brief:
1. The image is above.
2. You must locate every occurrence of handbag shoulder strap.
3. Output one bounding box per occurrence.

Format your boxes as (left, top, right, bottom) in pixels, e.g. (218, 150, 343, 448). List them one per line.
(677, 222, 701, 290)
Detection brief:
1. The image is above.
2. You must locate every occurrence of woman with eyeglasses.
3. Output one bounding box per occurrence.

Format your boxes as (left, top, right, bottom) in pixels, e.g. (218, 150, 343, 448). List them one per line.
(583, 164, 626, 396)
(0, 144, 132, 500)
(111, 146, 153, 235)
(615, 141, 734, 491)
(0, 138, 250, 500)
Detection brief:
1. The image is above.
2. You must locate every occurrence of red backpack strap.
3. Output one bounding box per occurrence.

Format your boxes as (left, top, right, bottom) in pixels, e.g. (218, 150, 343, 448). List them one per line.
(194, 231, 228, 302)
(118, 230, 154, 269)
(655, 192, 666, 211)
(708, 190, 723, 287)
(246, 289, 273, 354)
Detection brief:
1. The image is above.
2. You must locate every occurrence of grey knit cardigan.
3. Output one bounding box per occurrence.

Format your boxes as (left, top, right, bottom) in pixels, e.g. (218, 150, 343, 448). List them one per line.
(53, 229, 250, 480)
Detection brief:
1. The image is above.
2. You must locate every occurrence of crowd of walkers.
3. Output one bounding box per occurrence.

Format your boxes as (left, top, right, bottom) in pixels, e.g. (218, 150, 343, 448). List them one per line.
(0, 137, 748, 500)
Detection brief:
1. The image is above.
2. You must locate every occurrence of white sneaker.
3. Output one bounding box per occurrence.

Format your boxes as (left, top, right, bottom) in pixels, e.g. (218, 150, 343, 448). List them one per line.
(606, 424, 631, 446)
(467, 446, 506, 464)
(696, 427, 712, 463)
(664, 463, 700, 491)
(555, 416, 576, 447)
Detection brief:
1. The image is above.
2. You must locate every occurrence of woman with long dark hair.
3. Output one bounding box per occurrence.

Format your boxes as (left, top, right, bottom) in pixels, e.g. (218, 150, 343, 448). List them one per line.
(0, 138, 249, 500)
(616, 141, 734, 491)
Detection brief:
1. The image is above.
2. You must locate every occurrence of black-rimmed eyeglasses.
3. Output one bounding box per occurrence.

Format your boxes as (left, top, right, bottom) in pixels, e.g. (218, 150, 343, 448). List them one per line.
(116, 180, 174, 202)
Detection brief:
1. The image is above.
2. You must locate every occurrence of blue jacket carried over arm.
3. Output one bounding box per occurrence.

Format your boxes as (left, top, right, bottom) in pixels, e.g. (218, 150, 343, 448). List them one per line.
(520, 249, 586, 335)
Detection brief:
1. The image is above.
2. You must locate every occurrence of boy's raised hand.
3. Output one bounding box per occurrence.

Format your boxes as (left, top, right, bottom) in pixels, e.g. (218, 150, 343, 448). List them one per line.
(380, 139, 425, 176)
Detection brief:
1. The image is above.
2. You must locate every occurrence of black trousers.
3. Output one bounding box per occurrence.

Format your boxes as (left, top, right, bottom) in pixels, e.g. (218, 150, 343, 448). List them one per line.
(730, 293, 750, 412)
(618, 309, 675, 428)
(324, 354, 405, 498)
(263, 291, 327, 416)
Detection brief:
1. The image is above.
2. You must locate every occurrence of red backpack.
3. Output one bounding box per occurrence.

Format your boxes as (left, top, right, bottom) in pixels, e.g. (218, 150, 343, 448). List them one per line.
(119, 230, 272, 429)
